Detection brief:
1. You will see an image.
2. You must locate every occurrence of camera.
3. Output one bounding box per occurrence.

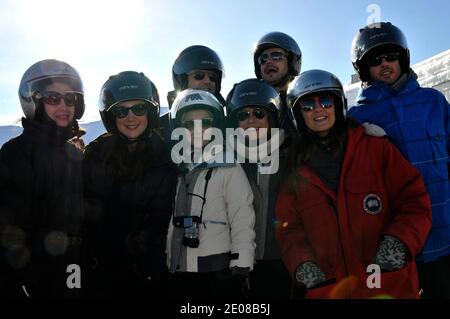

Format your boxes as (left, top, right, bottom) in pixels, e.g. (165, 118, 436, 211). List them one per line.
(173, 216, 201, 248)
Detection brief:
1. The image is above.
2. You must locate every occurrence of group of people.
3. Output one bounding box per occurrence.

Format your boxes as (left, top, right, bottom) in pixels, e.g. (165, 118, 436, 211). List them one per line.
(0, 21, 449, 299)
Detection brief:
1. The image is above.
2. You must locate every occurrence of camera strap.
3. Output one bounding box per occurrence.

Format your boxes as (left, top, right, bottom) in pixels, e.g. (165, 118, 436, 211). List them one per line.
(198, 167, 213, 222)
(170, 167, 214, 272)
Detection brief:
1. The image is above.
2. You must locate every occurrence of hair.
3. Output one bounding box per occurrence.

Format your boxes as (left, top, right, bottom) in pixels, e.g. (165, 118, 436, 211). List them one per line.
(283, 109, 359, 194)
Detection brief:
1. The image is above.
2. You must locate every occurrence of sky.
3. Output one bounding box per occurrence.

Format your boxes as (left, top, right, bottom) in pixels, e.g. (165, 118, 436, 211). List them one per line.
(0, 0, 449, 125)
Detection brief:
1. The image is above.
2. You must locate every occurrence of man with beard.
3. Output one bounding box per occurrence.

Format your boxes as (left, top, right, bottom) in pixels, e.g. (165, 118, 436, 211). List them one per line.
(348, 22, 450, 299)
(252, 32, 302, 133)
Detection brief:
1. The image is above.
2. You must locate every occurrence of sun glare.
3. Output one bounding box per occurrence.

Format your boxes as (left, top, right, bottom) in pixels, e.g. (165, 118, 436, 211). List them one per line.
(16, 0, 145, 61)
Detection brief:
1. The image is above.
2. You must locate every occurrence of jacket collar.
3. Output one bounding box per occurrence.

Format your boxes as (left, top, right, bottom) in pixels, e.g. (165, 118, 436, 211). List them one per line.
(356, 70, 420, 104)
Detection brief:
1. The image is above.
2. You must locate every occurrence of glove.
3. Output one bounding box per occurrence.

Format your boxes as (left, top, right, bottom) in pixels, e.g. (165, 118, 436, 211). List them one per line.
(295, 261, 326, 289)
(230, 267, 251, 297)
(362, 122, 387, 137)
(374, 235, 407, 271)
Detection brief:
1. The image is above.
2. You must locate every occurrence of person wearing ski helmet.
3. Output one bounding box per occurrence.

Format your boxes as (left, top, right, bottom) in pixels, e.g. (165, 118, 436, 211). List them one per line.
(166, 89, 256, 299)
(253, 31, 302, 133)
(275, 69, 431, 299)
(170, 45, 226, 106)
(348, 22, 450, 299)
(83, 71, 177, 298)
(226, 78, 291, 298)
(0, 59, 85, 298)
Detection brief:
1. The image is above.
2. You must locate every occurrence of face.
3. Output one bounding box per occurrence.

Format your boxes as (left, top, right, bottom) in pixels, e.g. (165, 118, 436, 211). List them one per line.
(181, 109, 214, 149)
(114, 99, 148, 140)
(186, 69, 218, 94)
(259, 47, 289, 86)
(237, 106, 270, 141)
(299, 94, 335, 137)
(42, 82, 76, 128)
(368, 53, 402, 85)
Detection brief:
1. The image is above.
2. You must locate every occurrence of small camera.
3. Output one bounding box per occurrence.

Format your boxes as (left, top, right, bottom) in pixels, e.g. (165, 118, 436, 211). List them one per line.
(173, 216, 201, 248)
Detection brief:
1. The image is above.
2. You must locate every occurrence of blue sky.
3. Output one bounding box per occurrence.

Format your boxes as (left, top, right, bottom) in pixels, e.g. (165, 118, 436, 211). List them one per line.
(0, 0, 449, 124)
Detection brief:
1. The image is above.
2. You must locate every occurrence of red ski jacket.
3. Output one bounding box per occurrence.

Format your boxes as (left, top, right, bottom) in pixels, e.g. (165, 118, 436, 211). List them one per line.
(275, 126, 432, 299)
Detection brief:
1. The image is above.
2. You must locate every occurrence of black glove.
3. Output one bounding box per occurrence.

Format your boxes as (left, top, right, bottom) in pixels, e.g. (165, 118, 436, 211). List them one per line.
(230, 267, 251, 297)
(374, 235, 407, 271)
(295, 261, 326, 289)
(231, 266, 250, 277)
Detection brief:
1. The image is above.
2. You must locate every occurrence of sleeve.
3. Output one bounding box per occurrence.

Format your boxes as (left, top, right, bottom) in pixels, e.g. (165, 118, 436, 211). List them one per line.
(141, 166, 178, 282)
(0, 141, 34, 283)
(381, 139, 432, 258)
(224, 164, 256, 270)
(275, 183, 316, 276)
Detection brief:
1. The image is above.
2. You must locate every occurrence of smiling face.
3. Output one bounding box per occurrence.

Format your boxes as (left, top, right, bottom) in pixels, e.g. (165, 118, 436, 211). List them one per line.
(114, 99, 148, 140)
(369, 58, 402, 85)
(298, 94, 336, 137)
(259, 47, 289, 87)
(42, 82, 76, 128)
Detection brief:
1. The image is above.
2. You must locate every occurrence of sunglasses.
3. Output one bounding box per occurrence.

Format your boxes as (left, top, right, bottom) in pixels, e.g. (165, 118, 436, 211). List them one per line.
(257, 51, 287, 65)
(299, 96, 334, 112)
(40, 91, 82, 107)
(366, 52, 400, 67)
(181, 118, 214, 130)
(236, 108, 266, 122)
(189, 71, 218, 82)
(111, 103, 149, 118)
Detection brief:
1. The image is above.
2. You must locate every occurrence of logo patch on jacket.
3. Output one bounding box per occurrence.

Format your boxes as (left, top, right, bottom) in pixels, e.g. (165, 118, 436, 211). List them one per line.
(363, 194, 382, 215)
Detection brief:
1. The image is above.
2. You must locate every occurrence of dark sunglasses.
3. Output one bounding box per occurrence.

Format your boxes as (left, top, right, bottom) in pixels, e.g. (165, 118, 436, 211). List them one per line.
(236, 108, 266, 122)
(40, 91, 82, 107)
(111, 103, 149, 118)
(181, 118, 214, 130)
(366, 52, 400, 67)
(299, 96, 334, 112)
(257, 51, 287, 65)
(190, 71, 218, 82)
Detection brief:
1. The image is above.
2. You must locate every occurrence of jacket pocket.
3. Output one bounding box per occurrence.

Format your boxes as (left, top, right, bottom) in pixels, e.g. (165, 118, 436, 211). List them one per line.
(426, 125, 449, 164)
(365, 263, 419, 299)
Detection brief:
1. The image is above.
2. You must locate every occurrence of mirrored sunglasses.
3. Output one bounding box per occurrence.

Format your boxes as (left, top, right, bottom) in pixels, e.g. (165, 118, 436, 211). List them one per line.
(299, 96, 334, 112)
(257, 51, 287, 65)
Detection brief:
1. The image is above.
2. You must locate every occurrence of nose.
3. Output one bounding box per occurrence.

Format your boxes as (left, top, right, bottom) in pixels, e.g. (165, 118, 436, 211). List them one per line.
(379, 56, 390, 66)
(312, 100, 324, 111)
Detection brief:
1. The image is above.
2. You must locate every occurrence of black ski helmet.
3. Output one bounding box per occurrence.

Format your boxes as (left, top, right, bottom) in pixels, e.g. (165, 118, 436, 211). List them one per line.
(99, 71, 160, 134)
(172, 45, 224, 95)
(253, 31, 302, 79)
(351, 22, 410, 82)
(287, 69, 347, 133)
(226, 78, 281, 127)
(19, 59, 85, 120)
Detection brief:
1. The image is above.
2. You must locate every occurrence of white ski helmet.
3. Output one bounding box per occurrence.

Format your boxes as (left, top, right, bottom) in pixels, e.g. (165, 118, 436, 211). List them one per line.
(18, 59, 84, 119)
(170, 89, 224, 129)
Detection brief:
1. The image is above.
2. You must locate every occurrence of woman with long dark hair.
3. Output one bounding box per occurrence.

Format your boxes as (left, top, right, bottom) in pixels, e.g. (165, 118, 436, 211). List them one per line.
(275, 69, 432, 299)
